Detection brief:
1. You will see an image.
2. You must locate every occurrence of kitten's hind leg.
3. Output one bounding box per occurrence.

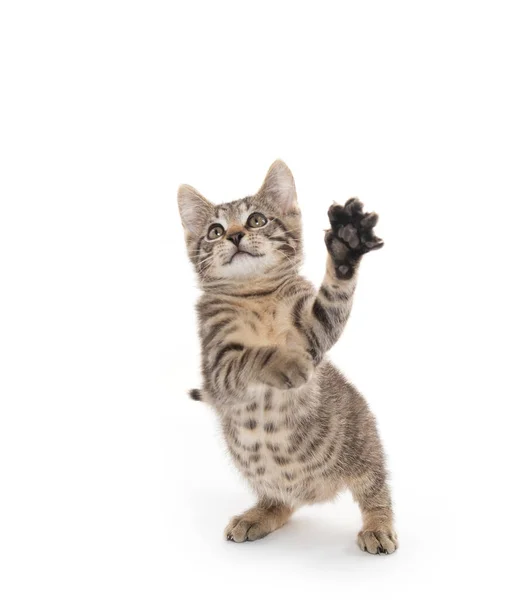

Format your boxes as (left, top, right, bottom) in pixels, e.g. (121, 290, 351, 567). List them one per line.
(349, 472, 398, 555)
(225, 499, 294, 543)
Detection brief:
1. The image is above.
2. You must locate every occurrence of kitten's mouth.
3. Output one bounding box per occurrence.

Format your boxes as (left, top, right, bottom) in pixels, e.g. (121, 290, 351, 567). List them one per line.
(226, 250, 263, 265)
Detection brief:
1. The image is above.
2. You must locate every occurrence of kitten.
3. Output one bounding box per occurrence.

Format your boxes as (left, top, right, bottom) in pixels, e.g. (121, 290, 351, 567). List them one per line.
(177, 160, 397, 554)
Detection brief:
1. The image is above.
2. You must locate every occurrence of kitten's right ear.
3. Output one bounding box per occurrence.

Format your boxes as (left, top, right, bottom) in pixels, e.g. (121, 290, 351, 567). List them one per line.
(177, 184, 215, 236)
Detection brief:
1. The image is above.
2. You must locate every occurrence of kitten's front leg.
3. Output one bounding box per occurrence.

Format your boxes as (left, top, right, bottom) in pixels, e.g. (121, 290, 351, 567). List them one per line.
(294, 199, 383, 361)
(257, 347, 314, 390)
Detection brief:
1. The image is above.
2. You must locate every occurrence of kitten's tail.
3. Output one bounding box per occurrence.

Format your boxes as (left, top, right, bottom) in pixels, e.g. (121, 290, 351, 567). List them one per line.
(188, 388, 203, 401)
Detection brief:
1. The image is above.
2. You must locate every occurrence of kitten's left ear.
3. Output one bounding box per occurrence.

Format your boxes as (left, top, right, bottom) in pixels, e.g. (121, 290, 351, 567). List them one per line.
(257, 159, 298, 214)
(177, 184, 215, 236)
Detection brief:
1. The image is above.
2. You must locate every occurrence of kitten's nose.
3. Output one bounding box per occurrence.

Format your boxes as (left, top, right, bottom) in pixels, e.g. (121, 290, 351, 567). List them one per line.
(227, 231, 245, 246)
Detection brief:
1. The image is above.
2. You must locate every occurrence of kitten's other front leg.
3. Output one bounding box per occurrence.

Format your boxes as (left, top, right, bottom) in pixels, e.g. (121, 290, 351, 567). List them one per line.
(257, 347, 314, 390)
(205, 344, 314, 400)
(225, 499, 294, 542)
(206, 345, 277, 400)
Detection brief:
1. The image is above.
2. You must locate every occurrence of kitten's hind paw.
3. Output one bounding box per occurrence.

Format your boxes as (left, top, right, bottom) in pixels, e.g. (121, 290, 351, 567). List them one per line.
(357, 529, 398, 555)
(325, 199, 383, 279)
(225, 503, 293, 543)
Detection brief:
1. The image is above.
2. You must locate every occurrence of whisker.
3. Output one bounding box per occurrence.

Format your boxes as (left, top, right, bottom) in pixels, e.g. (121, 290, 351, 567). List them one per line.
(268, 234, 296, 246)
(197, 258, 214, 268)
(274, 249, 298, 270)
(196, 256, 215, 269)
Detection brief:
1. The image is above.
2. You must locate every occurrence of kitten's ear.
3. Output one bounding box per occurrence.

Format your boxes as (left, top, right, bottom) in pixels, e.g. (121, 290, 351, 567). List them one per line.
(177, 184, 215, 236)
(257, 159, 298, 214)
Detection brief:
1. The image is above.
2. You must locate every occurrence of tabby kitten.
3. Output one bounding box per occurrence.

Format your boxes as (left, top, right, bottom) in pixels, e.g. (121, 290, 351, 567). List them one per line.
(178, 160, 397, 554)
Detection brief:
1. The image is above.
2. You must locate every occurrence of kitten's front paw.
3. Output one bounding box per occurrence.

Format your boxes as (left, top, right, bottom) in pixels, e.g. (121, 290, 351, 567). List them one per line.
(357, 529, 398, 555)
(259, 349, 313, 390)
(325, 199, 383, 279)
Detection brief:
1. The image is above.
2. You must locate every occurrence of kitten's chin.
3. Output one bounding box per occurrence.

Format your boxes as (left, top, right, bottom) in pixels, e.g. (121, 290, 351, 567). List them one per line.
(216, 252, 276, 281)
(221, 252, 272, 279)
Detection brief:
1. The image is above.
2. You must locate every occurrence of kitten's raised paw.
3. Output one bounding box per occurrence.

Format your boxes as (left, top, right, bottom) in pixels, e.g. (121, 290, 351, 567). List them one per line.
(325, 199, 383, 279)
(357, 529, 398, 555)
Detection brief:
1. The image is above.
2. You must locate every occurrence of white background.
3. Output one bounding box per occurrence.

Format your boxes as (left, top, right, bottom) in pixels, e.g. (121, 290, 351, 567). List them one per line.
(1, 1, 511, 598)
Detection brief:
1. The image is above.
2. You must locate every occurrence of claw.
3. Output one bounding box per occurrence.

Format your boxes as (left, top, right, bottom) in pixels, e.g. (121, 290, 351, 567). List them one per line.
(361, 231, 384, 250)
(366, 238, 383, 249)
(328, 203, 346, 223)
(345, 198, 363, 215)
(361, 212, 379, 228)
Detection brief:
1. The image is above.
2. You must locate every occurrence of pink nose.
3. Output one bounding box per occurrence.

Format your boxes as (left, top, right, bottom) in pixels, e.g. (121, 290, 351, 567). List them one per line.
(227, 231, 245, 246)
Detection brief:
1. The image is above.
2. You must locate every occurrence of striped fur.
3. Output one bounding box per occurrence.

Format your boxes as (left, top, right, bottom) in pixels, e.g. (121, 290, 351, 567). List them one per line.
(178, 161, 397, 554)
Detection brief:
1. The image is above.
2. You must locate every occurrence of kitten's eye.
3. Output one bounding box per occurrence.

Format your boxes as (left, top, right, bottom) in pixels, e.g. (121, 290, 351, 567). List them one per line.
(247, 213, 268, 228)
(207, 224, 225, 240)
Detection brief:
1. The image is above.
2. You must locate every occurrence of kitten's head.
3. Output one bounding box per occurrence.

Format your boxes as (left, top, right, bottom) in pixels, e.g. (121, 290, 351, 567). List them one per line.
(177, 160, 303, 289)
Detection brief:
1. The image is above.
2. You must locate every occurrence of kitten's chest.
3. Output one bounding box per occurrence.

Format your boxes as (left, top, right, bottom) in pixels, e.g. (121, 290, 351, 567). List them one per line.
(239, 298, 298, 347)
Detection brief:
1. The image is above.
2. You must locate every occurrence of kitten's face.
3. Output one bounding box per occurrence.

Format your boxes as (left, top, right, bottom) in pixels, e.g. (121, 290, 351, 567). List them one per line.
(186, 196, 302, 281)
(178, 161, 303, 285)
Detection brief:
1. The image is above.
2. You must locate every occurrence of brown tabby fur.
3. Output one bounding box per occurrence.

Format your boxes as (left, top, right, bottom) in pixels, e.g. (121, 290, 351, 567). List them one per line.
(178, 160, 397, 554)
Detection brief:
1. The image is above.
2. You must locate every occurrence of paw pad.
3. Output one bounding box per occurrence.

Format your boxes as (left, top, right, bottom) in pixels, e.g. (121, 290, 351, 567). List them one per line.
(325, 198, 383, 279)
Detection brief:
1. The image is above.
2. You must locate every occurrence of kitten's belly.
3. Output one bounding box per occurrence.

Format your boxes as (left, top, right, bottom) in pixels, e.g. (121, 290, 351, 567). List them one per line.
(221, 383, 342, 507)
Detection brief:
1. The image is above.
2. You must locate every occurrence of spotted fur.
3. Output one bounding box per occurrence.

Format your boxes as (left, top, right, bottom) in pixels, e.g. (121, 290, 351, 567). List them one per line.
(178, 160, 397, 555)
